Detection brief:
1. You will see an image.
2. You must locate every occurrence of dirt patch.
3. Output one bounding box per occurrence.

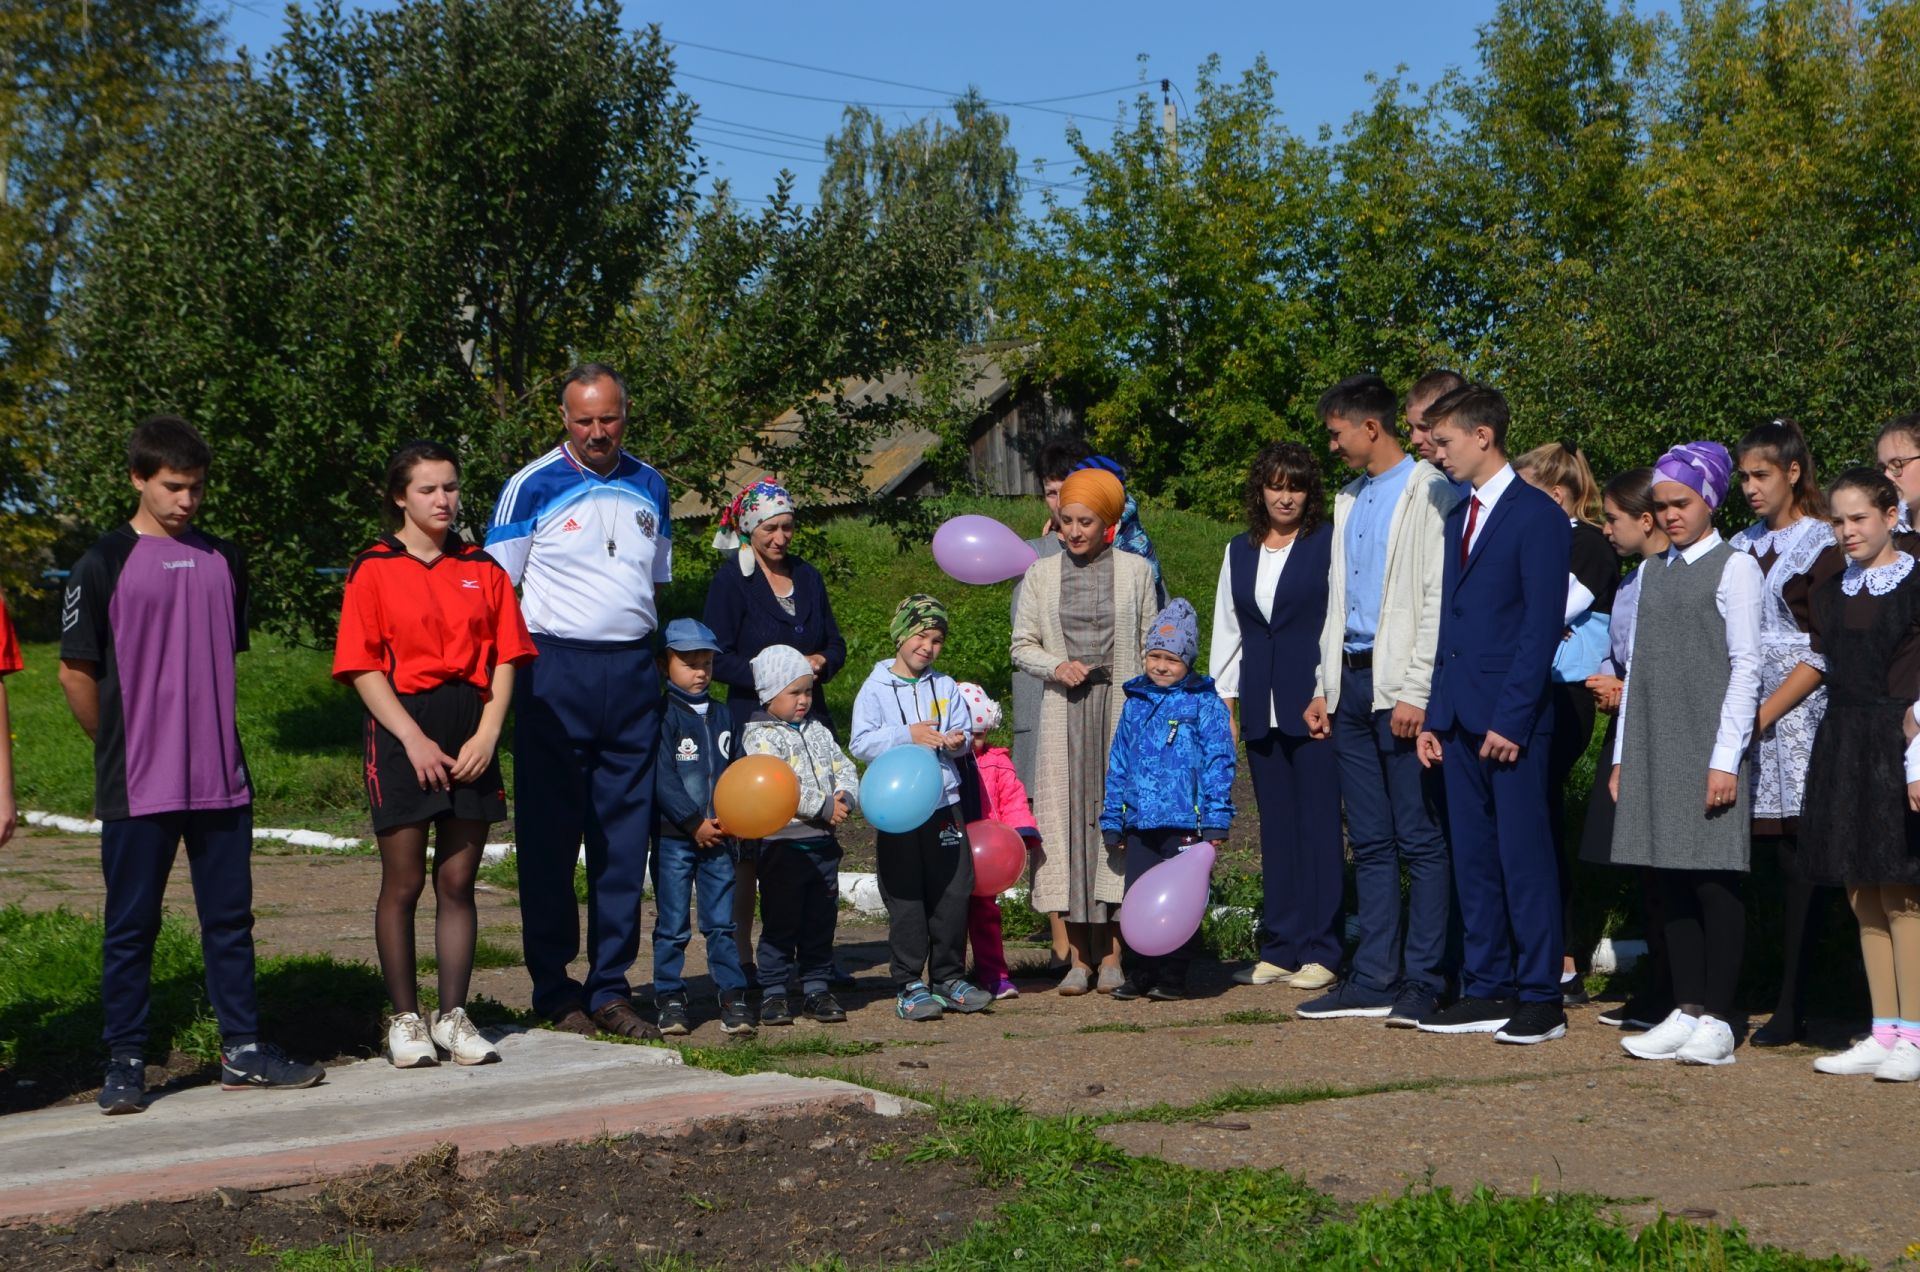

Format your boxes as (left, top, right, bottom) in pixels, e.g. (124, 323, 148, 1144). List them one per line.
(0, 1107, 989, 1271)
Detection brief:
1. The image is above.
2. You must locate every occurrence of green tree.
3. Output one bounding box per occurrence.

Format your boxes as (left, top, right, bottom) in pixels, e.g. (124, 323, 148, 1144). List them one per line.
(64, 0, 701, 636)
(0, 0, 219, 596)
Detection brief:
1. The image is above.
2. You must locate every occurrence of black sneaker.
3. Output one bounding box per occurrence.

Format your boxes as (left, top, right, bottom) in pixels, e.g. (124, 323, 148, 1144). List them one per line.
(1561, 977, 1591, 1006)
(803, 991, 847, 1023)
(1296, 979, 1397, 1019)
(656, 993, 690, 1037)
(1145, 983, 1185, 1002)
(1415, 996, 1514, 1035)
(1750, 1014, 1806, 1047)
(1596, 995, 1669, 1030)
(220, 1042, 325, 1091)
(1384, 985, 1438, 1030)
(1110, 979, 1147, 1001)
(1494, 1000, 1568, 1045)
(98, 1056, 146, 1115)
(759, 994, 795, 1027)
(718, 990, 757, 1037)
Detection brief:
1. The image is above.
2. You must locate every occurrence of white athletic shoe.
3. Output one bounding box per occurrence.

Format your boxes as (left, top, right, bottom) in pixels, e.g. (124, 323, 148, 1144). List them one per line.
(1621, 1008, 1698, 1060)
(1814, 1036, 1894, 1076)
(430, 1006, 500, 1066)
(1874, 1039, 1920, 1083)
(386, 1012, 438, 1068)
(1674, 1014, 1736, 1066)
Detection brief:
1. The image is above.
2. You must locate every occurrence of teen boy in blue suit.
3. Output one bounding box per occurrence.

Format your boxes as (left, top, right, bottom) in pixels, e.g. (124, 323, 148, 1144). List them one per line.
(1414, 384, 1572, 1045)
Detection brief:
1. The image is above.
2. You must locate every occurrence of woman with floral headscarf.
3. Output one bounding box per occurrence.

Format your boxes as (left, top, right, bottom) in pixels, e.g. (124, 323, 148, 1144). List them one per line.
(703, 479, 849, 993)
(1011, 465, 1159, 994)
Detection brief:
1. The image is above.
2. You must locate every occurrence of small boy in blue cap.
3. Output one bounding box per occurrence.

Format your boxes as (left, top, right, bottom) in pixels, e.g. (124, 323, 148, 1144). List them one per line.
(1101, 597, 1236, 1000)
(651, 617, 754, 1036)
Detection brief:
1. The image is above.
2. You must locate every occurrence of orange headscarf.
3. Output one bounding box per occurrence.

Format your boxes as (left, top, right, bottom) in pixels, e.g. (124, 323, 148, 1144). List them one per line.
(1058, 468, 1125, 527)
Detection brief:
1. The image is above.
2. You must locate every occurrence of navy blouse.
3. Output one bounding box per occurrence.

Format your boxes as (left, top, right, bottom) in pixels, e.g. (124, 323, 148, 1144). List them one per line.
(702, 557, 848, 736)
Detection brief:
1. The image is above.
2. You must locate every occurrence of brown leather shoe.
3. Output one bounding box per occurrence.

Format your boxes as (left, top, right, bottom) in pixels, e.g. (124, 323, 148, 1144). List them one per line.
(549, 1006, 596, 1036)
(590, 998, 661, 1040)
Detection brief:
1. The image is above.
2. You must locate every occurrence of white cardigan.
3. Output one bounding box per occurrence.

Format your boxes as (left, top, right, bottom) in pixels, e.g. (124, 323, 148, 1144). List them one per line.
(1314, 459, 1462, 714)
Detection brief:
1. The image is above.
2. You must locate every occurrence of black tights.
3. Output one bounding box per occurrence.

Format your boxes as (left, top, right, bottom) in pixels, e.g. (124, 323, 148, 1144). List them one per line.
(375, 817, 486, 1016)
(1655, 867, 1745, 1019)
(1764, 836, 1830, 1024)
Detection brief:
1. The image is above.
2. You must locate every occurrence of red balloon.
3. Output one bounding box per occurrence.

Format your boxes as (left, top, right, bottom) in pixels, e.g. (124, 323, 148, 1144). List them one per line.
(967, 819, 1026, 897)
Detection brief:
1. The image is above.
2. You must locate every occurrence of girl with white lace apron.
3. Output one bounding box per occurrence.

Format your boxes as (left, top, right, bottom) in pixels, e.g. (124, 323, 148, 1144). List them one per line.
(1733, 421, 1845, 1045)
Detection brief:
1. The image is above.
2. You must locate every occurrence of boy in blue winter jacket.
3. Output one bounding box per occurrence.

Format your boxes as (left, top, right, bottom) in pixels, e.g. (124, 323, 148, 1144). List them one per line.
(1101, 598, 1236, 1000)
(651, 619, 754, 1038)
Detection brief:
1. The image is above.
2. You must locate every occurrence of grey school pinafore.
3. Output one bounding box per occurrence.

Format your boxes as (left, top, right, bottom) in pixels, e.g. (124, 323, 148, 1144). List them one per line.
(1609, 540, 1752, 872)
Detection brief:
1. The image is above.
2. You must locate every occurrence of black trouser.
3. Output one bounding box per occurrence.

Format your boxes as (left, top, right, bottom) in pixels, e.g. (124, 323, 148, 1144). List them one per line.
(1655, 868, 1745, 1019)
(876, 805, 972, 988)
(1119, 829, 1205, 990)
(1548, 681, 1597, 967)
(756, 838, 842, 998)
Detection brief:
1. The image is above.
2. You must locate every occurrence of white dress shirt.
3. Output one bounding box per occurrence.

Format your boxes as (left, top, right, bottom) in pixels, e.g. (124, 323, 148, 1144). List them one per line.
(1613, 530, 1763, 772)
(1907, 702, 1920, 785)
(1462, 463, 1518, 559)
(1211, 539, 1294, 729)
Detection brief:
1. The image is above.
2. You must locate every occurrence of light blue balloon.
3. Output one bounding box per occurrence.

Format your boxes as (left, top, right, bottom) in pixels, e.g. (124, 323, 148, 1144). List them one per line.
(860, 745, 944, 833)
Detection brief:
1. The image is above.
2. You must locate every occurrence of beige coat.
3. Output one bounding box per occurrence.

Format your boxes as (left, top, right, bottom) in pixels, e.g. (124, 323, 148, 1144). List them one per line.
(1010, 548, 1159, 912)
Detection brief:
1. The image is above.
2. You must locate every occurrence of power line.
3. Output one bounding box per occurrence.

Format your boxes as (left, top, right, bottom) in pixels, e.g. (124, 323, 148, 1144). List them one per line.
(694, 133, 829, 165)
(699, 114, 828, 146)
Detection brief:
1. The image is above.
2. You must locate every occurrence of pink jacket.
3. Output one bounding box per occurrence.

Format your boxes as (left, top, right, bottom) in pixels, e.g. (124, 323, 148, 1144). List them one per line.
(976, 746, 1039, 841)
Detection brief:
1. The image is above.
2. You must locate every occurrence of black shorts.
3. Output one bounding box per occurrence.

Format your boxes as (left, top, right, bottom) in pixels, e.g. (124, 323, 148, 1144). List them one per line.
(363, 681, 507, 833)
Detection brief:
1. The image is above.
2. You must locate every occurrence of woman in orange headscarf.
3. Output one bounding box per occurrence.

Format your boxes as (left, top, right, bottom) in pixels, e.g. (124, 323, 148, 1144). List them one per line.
(1010, 467, 1160, 994)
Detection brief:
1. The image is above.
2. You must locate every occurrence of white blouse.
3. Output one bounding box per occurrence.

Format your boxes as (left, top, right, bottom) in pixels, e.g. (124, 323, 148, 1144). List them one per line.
(1211, 539, 1295, 729)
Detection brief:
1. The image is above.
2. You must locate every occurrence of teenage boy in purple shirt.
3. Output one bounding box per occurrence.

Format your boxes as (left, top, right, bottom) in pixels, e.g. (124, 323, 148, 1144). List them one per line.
(59, 415, 325, 1114)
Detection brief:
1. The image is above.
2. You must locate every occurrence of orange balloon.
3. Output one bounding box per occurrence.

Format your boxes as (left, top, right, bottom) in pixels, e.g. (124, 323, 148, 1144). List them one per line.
(713, 755, 802, 839)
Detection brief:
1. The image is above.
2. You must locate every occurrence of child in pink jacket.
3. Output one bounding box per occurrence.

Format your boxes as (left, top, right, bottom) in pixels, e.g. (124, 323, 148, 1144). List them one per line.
(957, 683, 1039, 999)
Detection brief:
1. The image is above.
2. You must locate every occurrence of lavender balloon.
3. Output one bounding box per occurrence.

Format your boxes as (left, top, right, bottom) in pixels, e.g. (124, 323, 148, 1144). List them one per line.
(931, 514, 1038, 585)
(1119, 841, 1216, 956)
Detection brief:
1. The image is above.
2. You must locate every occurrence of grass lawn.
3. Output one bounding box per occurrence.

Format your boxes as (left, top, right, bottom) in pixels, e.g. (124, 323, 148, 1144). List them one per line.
(10, 495, 1236, 829)
(0, 907, 1857, 1271)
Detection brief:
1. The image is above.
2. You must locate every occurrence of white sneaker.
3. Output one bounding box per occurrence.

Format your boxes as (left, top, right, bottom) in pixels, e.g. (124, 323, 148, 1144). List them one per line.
(386, 1012, 437, 1068)
(430, 1006, 500, 1066)
(1621, 1008, 1698, 1060)
(1814, 1036, 1894, 1075)
(1674, 1014, 1736, 1066)
(1874, 1039, 1920, 1082)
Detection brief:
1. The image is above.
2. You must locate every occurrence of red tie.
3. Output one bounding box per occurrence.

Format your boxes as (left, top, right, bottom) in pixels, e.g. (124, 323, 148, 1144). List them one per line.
(1460, 495, 1481, 567)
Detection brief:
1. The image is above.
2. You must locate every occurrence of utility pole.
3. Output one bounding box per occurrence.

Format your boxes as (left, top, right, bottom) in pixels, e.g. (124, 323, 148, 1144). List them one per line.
(1160, 78, 1181, 429)
(1160, 78, 1177, 159)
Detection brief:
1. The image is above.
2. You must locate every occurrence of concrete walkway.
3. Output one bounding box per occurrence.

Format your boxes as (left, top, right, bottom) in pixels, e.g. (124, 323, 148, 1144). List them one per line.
(0, 1029, 919, 1224)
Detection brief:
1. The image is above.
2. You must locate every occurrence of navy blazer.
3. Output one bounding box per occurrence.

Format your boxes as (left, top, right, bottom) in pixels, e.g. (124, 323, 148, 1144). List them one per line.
(1426, 475, 1570, 742)
(702, 557, 848, 736)
(1228, 522, 1334, 744)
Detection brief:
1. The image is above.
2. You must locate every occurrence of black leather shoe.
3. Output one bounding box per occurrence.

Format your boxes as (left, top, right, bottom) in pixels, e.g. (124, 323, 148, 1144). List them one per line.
(1750, 1015, 1806, 1047)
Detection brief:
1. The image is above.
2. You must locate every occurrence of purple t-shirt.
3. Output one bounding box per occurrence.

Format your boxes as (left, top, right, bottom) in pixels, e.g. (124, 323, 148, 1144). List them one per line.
(61, 525, 251, 820)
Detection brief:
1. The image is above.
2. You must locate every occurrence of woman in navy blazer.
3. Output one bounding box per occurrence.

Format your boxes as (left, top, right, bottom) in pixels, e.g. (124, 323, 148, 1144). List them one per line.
(701, 481, 848, 739)
(1210, 443, 1344, 980)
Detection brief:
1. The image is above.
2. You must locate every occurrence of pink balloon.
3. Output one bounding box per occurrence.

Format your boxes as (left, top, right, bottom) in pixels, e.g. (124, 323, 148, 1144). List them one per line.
(967, 819, 1026, 897)
(932, 514, 1038, 585)
(1119, 841, 1216, 956)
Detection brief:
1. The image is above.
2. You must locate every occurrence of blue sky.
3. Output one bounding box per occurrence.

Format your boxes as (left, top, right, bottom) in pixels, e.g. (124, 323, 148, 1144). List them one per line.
(217, 1, 1506, 210)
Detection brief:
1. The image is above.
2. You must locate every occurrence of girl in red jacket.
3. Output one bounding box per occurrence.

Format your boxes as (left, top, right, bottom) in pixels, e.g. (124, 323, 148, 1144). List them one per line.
(957, 683, 1038, 999)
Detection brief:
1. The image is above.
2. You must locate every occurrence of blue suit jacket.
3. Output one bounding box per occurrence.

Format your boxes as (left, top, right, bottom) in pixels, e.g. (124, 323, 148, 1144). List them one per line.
(1227, 522, 1333, 743)
(1426, 475, 1570, 742)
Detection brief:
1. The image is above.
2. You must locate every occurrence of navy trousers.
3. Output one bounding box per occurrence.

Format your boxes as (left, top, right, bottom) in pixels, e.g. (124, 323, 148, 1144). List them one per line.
(100, 807, 259, 1056)
(1246, 730, 1343, 972)
(513, 636, 660, 1018)
(1440, 723, 1561, 1003)
(1119, 828, 1205, 987)
(1333, 664, 1452, 994)
(756, 838, 843, 998)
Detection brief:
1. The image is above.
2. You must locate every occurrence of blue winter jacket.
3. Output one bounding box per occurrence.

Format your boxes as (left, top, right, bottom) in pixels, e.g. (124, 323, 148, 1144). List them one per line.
(656, 683, 734, 842)
(1100, 673, 1236, 842)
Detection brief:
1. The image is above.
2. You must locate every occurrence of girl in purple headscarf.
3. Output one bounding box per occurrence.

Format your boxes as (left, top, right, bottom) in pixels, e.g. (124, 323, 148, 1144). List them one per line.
(1605, 441, 1765, 1067)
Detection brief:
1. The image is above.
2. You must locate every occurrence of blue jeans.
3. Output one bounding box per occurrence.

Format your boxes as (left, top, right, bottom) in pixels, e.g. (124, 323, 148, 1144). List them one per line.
(650, 836, 745, 996)
(1333, 663, 1452, 995)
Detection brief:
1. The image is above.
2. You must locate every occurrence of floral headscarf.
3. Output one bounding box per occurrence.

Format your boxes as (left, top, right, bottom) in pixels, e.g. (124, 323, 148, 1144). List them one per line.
(712, 479, 796, 575)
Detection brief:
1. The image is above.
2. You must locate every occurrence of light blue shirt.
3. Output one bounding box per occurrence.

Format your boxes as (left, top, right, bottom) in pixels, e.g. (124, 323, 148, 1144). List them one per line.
(1343, 455, 1415, 652)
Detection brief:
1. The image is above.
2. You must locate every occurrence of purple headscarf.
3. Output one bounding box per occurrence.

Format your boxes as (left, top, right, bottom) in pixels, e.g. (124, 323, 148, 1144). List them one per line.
(1653, 441, 1733, 510)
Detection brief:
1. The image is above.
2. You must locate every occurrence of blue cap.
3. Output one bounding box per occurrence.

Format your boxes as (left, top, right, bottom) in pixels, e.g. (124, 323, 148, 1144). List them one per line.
(662, 618, 721, 653)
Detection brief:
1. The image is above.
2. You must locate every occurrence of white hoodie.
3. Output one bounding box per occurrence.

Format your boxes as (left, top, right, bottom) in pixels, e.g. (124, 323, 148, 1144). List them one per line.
(849, 659, 974, 809)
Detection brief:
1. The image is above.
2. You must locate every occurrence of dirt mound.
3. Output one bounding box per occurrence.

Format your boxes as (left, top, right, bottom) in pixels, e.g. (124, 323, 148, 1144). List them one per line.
(0, 1107, 991, 1270)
